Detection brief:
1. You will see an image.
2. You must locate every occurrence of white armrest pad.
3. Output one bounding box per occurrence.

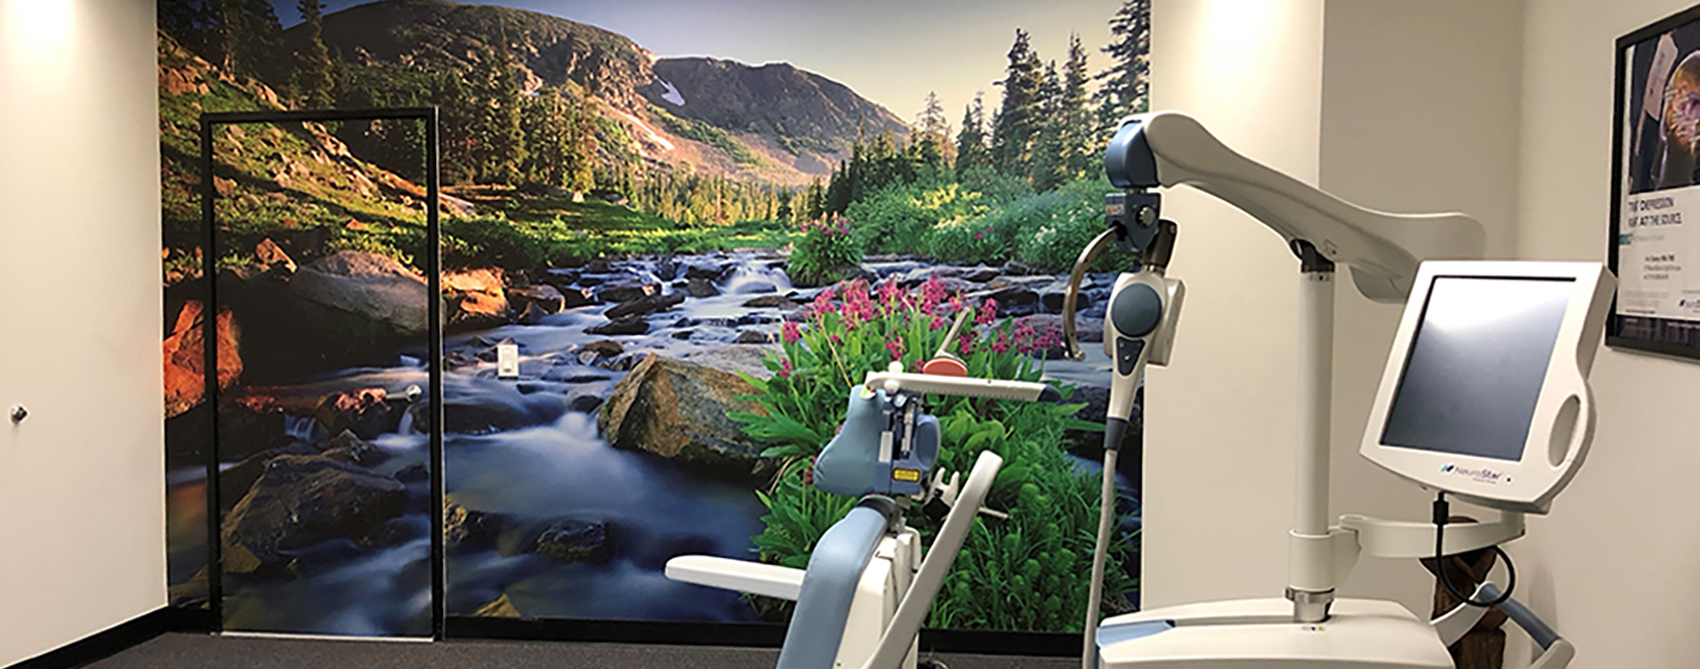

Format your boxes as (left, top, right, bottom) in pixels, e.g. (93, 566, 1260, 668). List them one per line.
(665, 555, 806, 601)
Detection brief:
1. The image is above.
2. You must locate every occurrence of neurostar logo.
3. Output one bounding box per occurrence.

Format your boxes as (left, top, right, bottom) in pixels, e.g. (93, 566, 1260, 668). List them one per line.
(1441, 463, 1503, 484)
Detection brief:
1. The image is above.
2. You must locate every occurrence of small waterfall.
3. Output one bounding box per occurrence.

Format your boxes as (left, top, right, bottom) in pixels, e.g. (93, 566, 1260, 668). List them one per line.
(719, 261, 793, 294)
(283, 415, 322, 442)
(397, 409, 416, 436)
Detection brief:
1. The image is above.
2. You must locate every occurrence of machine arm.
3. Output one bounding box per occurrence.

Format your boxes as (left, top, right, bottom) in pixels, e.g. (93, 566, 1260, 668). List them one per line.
(1105, 111, 1485, 301)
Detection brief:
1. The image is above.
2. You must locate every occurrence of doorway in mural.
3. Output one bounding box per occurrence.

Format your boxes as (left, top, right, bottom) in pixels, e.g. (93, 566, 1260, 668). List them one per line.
(185, 107, 444, 637)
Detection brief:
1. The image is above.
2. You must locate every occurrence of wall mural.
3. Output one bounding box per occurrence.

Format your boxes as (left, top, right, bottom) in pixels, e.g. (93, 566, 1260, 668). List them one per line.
(160, 0, 1151, 637)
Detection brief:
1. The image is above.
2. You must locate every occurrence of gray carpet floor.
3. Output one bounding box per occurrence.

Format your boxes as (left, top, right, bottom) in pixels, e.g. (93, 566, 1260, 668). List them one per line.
(88, 633, 1076, 669)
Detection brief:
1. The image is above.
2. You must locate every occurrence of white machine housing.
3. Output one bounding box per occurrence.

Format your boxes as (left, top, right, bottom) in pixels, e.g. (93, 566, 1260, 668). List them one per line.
(1359, 261, 1616, 514)
(666, 530, 922, 669)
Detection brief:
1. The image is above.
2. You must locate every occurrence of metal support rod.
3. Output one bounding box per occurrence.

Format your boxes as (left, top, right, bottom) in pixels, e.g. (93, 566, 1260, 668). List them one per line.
(1289, 246, 1336, 623)
(425, 108, 446, 640)
(199, 117, 224, 632)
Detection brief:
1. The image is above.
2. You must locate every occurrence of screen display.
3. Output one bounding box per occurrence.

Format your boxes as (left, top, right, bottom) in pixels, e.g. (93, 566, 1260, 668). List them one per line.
(1381, 277, 1574, 461)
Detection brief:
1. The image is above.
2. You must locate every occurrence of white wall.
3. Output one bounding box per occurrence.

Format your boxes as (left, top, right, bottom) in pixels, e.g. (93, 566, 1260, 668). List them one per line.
(1143, 0, 1325, 608)
(1145, 0, 1525, 617)
(1317, 0, 1527, 613)
(0, 0, 165, 665)
(1515, 1, 1700, 666)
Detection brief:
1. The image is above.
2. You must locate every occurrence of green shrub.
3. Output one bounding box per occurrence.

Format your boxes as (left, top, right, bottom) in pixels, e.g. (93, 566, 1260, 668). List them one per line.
(845, 181, 989, 255)
(787, 214, 863, 287)
(731, 278, 1137, 631)
(1010, 177, 1136, 272)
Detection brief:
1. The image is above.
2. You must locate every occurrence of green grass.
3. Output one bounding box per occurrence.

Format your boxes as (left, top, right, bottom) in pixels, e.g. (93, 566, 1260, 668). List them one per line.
(444, 194, 797, 270)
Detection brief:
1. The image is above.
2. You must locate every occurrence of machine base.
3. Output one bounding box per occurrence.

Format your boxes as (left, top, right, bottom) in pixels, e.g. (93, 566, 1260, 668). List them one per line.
(1097, 598, 1453, 669)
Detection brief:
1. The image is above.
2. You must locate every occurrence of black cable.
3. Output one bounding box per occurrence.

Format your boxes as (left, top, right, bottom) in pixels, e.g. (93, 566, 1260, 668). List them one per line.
(1432, 491, 1516, 608)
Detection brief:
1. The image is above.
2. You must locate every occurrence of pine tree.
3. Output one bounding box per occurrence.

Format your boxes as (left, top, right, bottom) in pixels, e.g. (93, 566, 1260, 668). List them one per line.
(467, 44, 527, 184)
(218, 0, 287, 83)
(913, 91, 953, 169)
(1059, 34, 1097, 180)
(1029, 60, 1067, 191)
(1095, 0, 1153, 140)
(990, 29, 1045, 180)
(291, 0, 336, 109)
(954, 92, 991, 174)
(565, 94, 599, 193)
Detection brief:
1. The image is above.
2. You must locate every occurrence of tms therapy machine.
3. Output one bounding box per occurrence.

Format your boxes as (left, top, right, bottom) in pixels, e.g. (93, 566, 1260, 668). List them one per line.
(668, 111, 1615, 669)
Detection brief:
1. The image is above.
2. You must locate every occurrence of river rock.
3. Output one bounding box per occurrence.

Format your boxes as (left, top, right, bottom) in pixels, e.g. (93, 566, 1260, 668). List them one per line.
(163, 300, 243, 418)
(321, 429, 389, 467)
(742, 294, 790, 308)
(686, 277, 719, 297)
(581, 339, 625, 358)
(605, 292, 685, 320)
(473, 594, 521, 618)
(221, 455, 407, 573)
(684, 261, 729, 280)
(960, 266, 1000, 283)
(730, 279, 777, 295)
(314, 387, 401, 440)
(587, 318, 649, 336)
(597, 278, 660, 303)
(395, 462, 429, 482)
(567, 391, 604, 413)
(289, 251, 429, 337)
(445, 268, 511, 330)
(562, 286, 598, 309)
(734, 330, 771, 344)
(988, 275, 1053, 290)
(254, 238, 296, 276)
(680, 344, 779, 380)
(652, 257, 679, 281)
(509, 284, 565, 313)
(445, 502, 503, 551)
(532, 518, 612, 564)
(598, 355, 777, 480)
(516, 301, 549, 325)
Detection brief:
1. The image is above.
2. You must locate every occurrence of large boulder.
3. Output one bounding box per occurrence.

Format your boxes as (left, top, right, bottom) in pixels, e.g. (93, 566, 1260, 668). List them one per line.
(444, 268, 510, 331)
(162, 300, 243, 418)
(509, 284, 565, 314)
(289, 251, 429, 337)
(598, 355, 778, 480)
(221, 455, 407, 574)
(680, 344, 780, 380)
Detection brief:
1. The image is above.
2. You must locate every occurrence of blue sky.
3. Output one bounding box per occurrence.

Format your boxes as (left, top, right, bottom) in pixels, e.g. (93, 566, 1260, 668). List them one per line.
(269, 0, 1124, 124)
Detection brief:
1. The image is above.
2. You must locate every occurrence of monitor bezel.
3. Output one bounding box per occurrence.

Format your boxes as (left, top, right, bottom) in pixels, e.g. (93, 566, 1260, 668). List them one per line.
(1359, 261, 1615, 514)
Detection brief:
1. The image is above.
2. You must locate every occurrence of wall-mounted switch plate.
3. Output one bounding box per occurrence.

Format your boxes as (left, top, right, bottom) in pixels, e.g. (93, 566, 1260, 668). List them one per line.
(496, 343, 520, 379)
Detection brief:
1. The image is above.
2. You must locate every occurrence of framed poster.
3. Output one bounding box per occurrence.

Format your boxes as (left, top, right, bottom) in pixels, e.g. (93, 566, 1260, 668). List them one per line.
(1611, 4, 1700, 359)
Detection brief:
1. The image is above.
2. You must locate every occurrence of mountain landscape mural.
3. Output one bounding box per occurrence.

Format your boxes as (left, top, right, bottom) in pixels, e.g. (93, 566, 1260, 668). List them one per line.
(159, 0, 1150, 638)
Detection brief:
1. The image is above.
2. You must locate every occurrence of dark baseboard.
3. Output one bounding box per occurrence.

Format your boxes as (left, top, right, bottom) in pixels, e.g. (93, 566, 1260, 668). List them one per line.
(444, 616, 1079, 657)
(4, 608, 170, 669)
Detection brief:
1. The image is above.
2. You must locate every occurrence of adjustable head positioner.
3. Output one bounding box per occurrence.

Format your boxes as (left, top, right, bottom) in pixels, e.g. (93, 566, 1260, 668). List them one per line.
(1103, 111, 1486, 301)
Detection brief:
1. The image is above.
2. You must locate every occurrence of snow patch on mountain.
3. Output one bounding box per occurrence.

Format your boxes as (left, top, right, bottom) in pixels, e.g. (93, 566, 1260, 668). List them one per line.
(609, 107, 676, 154)
(657, 79, 685, 106)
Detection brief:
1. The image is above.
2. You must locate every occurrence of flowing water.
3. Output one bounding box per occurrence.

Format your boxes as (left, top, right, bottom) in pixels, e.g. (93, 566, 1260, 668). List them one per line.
(165, 250, 1118, 635)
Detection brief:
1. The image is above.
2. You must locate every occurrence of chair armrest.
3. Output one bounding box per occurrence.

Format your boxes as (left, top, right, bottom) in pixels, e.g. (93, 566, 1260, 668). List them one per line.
(666, 555, 806, 601)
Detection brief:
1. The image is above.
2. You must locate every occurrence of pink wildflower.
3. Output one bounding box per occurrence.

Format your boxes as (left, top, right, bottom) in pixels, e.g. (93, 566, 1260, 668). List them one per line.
(991, 332, 1011, 355)
(929, 315, 947, 330)
(782, 321, 802, 344)
(976, 299, 998, 326)
(958, 332, 975, 354)
(778, 358, 795, 379)
(885, 339, 906, 361)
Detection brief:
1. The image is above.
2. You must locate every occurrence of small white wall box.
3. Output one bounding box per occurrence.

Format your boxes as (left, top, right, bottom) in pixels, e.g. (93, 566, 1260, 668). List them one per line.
(496, 340, 520, 379)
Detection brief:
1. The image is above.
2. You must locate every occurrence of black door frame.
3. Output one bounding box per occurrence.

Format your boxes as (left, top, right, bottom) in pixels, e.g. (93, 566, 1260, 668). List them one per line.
(199, 107, 444, 638)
